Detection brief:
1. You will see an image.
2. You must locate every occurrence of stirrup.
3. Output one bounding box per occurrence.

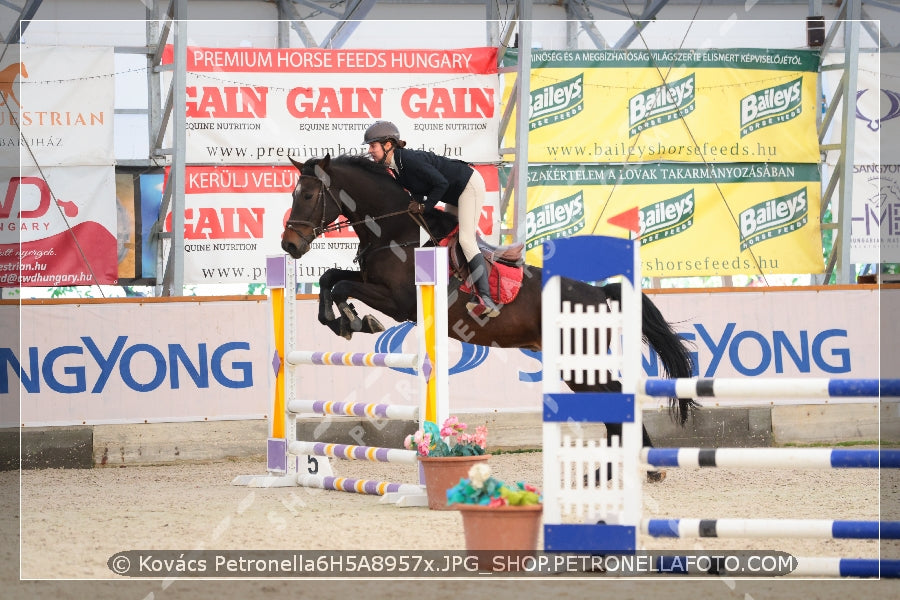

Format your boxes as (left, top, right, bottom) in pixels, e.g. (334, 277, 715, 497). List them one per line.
(466, 296, 500, 318)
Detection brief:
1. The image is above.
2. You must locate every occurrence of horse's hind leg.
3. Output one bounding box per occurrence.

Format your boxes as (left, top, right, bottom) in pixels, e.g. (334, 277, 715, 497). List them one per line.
(596, 423, 665, 484)
(640, 425, 666, 482)
(566, 381, 666, 484)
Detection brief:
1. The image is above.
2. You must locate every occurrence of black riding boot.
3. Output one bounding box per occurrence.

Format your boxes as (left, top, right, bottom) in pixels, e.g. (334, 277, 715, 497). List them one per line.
(466, 254, 500, 318)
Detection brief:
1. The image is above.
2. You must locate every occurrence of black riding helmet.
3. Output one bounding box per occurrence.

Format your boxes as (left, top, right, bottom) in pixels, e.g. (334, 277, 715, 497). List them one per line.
(363, 120, 401, 145)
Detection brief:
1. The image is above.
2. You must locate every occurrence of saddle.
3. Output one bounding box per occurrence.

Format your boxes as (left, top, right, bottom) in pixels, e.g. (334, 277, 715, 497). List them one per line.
(439, 226, 525, 305)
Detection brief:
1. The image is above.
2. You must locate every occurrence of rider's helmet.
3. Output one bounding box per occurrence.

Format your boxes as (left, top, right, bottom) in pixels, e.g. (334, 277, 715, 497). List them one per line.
(363, 121, 401, 145)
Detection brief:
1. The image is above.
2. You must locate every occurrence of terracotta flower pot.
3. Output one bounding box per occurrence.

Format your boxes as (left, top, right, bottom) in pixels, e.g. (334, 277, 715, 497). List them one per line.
(457, 503, 543, 571)
(418, 454, 490, 510)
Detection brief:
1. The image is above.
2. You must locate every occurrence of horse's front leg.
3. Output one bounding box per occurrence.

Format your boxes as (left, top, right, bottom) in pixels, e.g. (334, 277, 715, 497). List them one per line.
(329, 278, 415, 339)
(317, 269, 361, 338)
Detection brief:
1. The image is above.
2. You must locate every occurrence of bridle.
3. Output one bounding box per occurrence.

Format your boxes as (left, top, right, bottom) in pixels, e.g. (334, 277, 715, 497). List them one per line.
(284, 171, 431, 245)
(284, 174, 344, 246)
(284, 161, 464, 286)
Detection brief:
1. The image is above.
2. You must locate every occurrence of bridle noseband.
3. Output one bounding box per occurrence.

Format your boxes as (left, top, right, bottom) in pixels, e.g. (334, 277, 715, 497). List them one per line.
(284, 174, 344, 246)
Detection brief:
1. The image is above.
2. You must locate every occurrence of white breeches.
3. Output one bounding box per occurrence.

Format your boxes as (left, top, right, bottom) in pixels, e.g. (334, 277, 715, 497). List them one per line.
(445, 168, 485, 262)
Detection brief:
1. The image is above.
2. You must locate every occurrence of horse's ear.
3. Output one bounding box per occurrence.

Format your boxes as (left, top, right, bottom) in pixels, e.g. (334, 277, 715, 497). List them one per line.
(314, 154, 332, 185)
(288, 156, 303, 171)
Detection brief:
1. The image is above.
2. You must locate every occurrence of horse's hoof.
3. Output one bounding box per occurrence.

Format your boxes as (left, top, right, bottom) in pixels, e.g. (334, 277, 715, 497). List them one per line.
(646, 470, 667, 483)
(361, 315, 384, 333)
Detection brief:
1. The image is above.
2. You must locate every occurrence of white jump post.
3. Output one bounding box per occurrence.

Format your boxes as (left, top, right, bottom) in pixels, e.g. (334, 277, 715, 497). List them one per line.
(541, 234, 900, 578)
(233, 248, 449, 507)
(541, 235, 643, 553)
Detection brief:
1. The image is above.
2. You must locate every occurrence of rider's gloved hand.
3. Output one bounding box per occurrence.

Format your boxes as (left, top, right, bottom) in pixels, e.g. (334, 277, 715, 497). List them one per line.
(407, 201, 425, 214)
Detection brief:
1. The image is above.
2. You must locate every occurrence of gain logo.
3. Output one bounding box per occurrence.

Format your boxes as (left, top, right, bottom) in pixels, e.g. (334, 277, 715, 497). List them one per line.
(525, 191, 585, 250)
(740, 77, 802, 137)
(639, 191, 695, 246)
(529, 73, 584, 131)
(629, 73, 695, 137)
(739, 187, 808, 250)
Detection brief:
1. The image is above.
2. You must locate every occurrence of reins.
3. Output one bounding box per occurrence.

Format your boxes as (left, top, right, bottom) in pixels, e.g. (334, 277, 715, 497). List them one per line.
(285, 163, 466, 281)
(286, 172, 443, 246)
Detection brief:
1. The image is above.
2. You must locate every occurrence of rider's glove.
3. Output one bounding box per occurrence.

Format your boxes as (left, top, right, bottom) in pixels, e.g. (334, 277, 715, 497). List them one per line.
(407, 201, 425, 215)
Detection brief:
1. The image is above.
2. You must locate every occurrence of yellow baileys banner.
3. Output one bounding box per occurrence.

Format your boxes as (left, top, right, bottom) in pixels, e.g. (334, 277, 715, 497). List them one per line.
(507, 163, 824, 276)
(502, 48, 821, 164)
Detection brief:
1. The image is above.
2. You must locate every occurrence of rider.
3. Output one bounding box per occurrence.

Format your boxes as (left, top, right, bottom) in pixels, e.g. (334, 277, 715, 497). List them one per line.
(363, 120, 500, 318)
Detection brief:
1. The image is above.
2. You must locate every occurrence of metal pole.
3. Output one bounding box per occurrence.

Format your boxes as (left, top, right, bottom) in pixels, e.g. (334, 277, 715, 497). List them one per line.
(513, 1, 531, 244)
(163, 0, 187, 295)
(836, 3, 860, 283)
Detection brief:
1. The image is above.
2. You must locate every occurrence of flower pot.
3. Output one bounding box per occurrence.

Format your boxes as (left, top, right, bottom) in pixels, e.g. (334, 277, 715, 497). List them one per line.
(457, 504, 543, 571)
(418, 454, 491, 510)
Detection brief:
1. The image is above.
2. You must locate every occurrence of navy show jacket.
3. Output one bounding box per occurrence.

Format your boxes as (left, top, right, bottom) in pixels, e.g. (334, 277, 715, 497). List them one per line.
(392, 146, 474, 210)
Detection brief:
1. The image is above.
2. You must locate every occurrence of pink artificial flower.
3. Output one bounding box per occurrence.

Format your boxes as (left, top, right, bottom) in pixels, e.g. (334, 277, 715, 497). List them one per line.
(488, 497, 506, 508)
(417, 440, 430, 456)
(473, 425, 487, 447)
(403, 434, 414, 450)
(441, 416, 466, 436)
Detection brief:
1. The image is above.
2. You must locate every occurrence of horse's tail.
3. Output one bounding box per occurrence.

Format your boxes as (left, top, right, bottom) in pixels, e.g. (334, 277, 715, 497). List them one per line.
(604, 282, 699, 425)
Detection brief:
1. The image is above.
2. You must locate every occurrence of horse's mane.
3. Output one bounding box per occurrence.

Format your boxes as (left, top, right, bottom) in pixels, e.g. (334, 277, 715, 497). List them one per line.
(301, 154, 398, 185)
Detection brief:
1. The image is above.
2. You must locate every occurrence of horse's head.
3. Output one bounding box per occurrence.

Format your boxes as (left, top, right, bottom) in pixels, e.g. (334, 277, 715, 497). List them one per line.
(282, 154, 343, 259)
(282, 152, 415, 259)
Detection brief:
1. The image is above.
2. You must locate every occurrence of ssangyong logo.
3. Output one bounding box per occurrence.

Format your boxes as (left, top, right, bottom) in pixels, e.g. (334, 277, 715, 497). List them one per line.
(639, 191, 695, 245)
(629, 73, 695, 137)
(739, 187, 808, 250)
(529, 73, 584, 131)
(740, 77, 802, 137)
(525, 192, 585, 250)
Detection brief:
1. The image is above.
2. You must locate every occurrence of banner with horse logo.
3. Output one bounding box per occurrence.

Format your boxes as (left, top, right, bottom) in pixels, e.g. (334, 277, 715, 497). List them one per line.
(510, 162, 823, 276)
(0, 45, 114, 167)
(0, 46, 117, 286)
(168, 46, 500, 165)
(500, 48, 820, 164)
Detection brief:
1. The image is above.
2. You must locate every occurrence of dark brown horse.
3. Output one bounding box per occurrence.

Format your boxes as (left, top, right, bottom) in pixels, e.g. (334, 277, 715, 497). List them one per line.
(281, 154, 697, 455)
